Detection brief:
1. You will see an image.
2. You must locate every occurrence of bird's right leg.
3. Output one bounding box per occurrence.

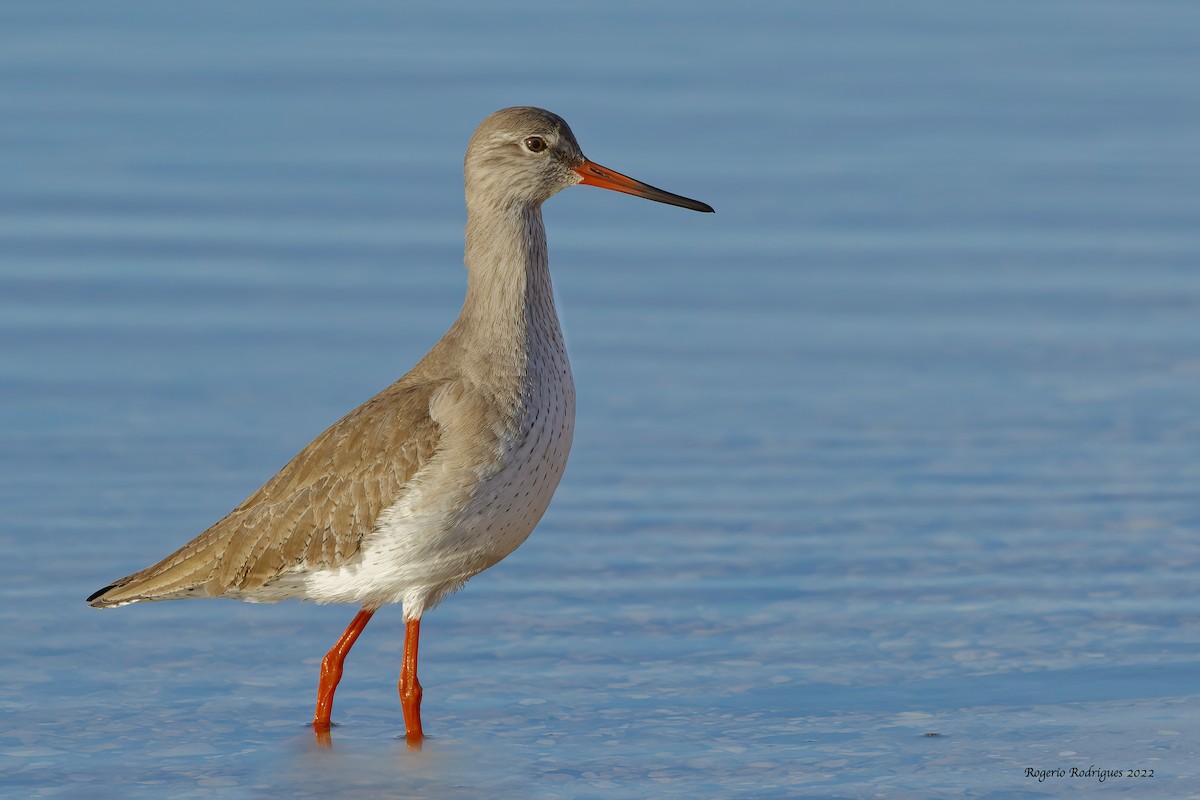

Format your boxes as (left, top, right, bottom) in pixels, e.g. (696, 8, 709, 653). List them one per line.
(312, 607, 375, 732)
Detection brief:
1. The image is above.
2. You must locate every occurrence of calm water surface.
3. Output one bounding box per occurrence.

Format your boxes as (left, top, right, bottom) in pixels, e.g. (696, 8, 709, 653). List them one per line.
(2, 2, 1199, 798)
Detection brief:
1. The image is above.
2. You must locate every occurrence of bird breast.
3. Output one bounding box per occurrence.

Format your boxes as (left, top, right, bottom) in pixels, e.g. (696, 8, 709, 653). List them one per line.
(301, 329, 575, 616)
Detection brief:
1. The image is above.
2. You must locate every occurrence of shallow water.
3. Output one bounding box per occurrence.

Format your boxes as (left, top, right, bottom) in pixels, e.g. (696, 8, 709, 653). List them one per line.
(3, 1, 1200, 798)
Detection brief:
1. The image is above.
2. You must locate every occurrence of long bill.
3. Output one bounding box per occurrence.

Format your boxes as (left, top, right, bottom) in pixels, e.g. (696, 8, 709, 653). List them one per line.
(574, 160, 714, 213)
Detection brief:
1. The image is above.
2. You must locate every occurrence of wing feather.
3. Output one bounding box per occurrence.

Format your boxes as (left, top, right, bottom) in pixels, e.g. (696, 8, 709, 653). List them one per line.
(88, 380, 442, 607)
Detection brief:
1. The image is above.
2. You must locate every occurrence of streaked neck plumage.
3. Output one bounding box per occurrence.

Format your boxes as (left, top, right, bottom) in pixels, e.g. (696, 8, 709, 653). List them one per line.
(450, 200, 565, 388)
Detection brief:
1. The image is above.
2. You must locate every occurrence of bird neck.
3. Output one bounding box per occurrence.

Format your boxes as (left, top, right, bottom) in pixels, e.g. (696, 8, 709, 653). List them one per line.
(454, 202, 564, 377)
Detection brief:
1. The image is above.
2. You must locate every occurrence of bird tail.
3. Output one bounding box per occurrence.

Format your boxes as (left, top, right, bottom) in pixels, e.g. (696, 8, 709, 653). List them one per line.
(85, 533, 230, 608)
(86, 577, 144, 608)
(86, 566, 209, 608)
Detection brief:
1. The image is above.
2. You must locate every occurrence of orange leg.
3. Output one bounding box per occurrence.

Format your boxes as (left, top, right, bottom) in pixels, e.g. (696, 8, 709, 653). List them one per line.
(399, 618, 424, 745)
(312, 607, 375, 732)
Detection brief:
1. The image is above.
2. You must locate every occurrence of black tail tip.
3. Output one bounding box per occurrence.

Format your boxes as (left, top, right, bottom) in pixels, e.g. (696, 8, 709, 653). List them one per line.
(86, 584, 116, 605)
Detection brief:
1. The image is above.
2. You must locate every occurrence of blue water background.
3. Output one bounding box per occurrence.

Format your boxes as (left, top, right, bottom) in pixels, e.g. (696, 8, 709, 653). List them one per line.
(2, 2, 1199, 797)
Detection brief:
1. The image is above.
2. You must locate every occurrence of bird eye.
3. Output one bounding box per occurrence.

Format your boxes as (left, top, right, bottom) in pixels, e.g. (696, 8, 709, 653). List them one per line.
(524, 136, 548, 153)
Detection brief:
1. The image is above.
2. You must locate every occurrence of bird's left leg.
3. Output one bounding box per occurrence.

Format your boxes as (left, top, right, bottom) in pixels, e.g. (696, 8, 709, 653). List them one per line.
(399, 617, 424, 745)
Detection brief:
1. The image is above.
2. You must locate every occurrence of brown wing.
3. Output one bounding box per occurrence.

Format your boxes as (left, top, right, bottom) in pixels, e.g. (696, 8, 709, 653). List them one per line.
(88, 379, 441, 606)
